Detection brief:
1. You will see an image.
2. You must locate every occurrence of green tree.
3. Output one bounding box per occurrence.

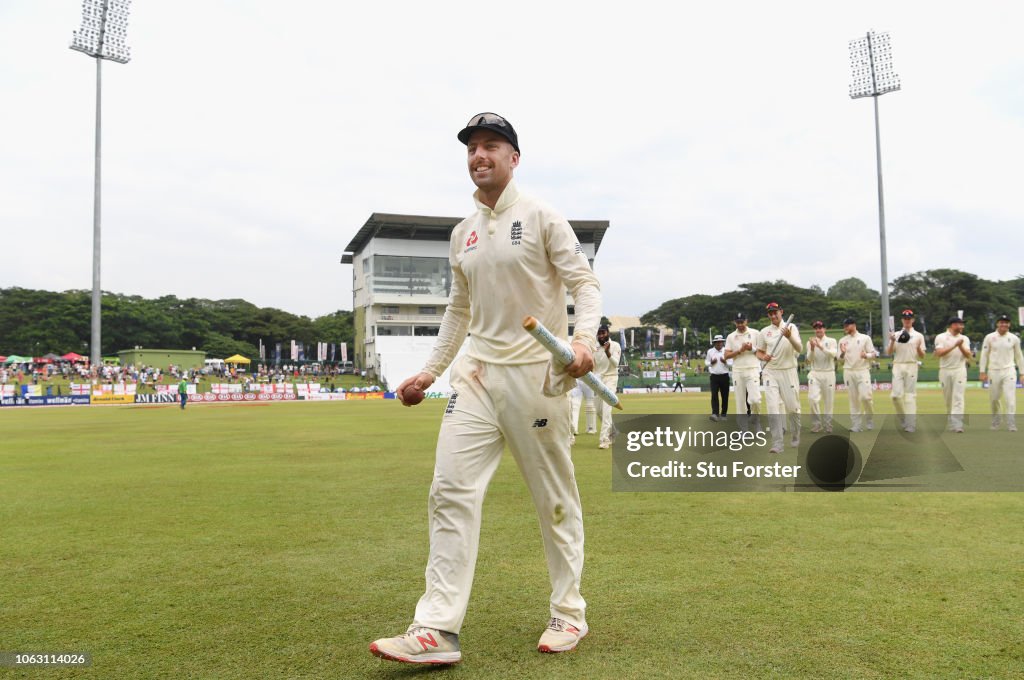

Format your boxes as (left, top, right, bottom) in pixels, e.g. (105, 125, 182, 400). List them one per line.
(891, 269, 1016, 335)
(312, 311, 354, 345)
(827, 277, 879, 303)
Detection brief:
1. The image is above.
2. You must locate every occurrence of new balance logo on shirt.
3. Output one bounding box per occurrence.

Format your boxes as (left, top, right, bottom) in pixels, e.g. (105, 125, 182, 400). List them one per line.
(532, 419, 548, 428)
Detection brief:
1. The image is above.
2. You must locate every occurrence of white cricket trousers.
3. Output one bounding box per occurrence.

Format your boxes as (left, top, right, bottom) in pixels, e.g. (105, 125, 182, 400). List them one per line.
(413, 356, 586, 635)
(988, 367, 1018, 428)
(807, 370, 835, 430)
(844, 369, 874, 430)
(940, 367, 967, 431)
(732, 369, 762, 414)
(891, 363, 919, 429)
(763, 367, 800, 449)
(569, 382, 596, 434)
(597, 375, 617, 446)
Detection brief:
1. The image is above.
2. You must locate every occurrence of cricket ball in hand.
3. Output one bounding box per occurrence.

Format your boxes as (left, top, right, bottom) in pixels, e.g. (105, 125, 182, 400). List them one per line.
(402, 385, 425, 406)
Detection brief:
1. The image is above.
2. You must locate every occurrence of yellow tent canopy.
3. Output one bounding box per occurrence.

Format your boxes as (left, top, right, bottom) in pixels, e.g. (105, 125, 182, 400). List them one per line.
(224, 354, 251, 364)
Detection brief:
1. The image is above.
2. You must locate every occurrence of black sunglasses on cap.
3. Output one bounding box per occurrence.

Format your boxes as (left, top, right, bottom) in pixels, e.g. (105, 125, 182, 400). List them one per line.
(458, 112, 520, 153)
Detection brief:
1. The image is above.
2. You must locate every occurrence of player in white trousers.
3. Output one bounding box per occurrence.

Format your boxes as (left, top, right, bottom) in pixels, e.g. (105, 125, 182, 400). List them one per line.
(978, 313, 1023, 431)
(934, 317, 972, 433)
(755, 302, 802, 453)
(805, 320, 837, 433)
(887, 309, 926, 432)
(594, 325, 621, 449)
(569, 379, 597, 442)
(370, 113, 600, 665)
(839, 318, 877, 432)
(725, 312, 761, 432)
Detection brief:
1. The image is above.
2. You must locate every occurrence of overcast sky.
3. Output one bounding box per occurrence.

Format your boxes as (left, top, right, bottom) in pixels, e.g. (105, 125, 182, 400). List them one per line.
(2, 1, 1022, 319)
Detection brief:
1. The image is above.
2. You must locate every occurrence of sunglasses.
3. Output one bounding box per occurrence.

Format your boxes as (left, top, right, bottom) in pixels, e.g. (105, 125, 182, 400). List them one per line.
(466, 112, 509, 128)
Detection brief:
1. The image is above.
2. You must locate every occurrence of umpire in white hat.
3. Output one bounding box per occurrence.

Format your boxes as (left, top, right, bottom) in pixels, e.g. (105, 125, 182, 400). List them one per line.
(706, 334, 730, 421)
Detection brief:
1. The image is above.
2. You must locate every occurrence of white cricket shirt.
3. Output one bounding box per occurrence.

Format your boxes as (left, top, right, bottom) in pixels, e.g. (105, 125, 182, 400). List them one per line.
(423, 181, 602, 377)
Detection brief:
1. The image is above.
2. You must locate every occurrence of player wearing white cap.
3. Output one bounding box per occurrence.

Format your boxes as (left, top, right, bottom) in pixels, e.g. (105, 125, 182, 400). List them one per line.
(934, 317, 971, 433)
(724, 312, 761, 431)
(887, 309, 926, 433)
(805, 320, 837, 433)
(978, 314, 1024, 431)
(706, 334, 731, 421)
(839, 318, 876, 432)
(755, 302, 802, 453)
(371, 112, 600, 664)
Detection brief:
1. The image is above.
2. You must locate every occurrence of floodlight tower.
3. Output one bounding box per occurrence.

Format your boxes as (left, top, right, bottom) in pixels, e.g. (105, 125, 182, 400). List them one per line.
(70, 0, 132, 367)
(849, 30, 899, 352)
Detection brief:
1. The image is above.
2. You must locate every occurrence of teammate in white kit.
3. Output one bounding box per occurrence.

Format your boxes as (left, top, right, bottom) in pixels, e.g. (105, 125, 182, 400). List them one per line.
(594, 324, 621, 449)
(934, 317, 972, 433)
(370, 113, 600, 664)
(978, 313, 1024, 431)
(755, 302, 802, 453)
(805, 320, 837, 433)
(839, 318, 876, 432)
(887, 309, 926, 433)
(569, 379, 597, 443)
(724, 312, 761, 432)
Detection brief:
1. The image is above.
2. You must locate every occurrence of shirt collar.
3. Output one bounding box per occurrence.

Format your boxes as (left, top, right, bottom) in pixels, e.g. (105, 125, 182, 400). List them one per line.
(473, 180, 520, 214)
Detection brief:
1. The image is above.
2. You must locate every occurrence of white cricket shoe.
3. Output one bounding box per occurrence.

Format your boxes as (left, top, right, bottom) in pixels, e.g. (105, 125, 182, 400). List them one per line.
(538, 617, 588, 653)
(369, 625, 461, 665)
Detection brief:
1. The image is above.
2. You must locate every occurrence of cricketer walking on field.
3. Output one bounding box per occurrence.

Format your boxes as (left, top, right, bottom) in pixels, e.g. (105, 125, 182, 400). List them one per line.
(369, 113, 600, 665)
(978, 313, 1024, 432)
(755, 302, 802, 453)
(887, 309, 925, 433)
(805, 320, 837, 433)
(594, 324, 621, 449)
(934, 317, 972, 433)
(725, 312, 761, 432)
(839, 318, 876, 432)
(569, 378, 598, 445)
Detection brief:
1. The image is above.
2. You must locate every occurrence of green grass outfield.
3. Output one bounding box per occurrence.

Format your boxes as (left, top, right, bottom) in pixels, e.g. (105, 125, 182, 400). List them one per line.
(2, 390, 1022, 679)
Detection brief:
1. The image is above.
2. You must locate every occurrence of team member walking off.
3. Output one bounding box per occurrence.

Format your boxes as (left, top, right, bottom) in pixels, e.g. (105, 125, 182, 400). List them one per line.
(978, 314, 1023, 431)
(569, 379, 597, 443)
(805, 320, 837, 433)
(934, 317, 972, 433)
(887, 309, 926, 432)
(755, 302, 802, 453)
(370, 113, 600, 664)
(706, 334, 730, 421)
(178, 377, 188, 410)
(725, 312, 761, 431)
(594, 324, 621, 449)
(839, 318, 876, 432)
